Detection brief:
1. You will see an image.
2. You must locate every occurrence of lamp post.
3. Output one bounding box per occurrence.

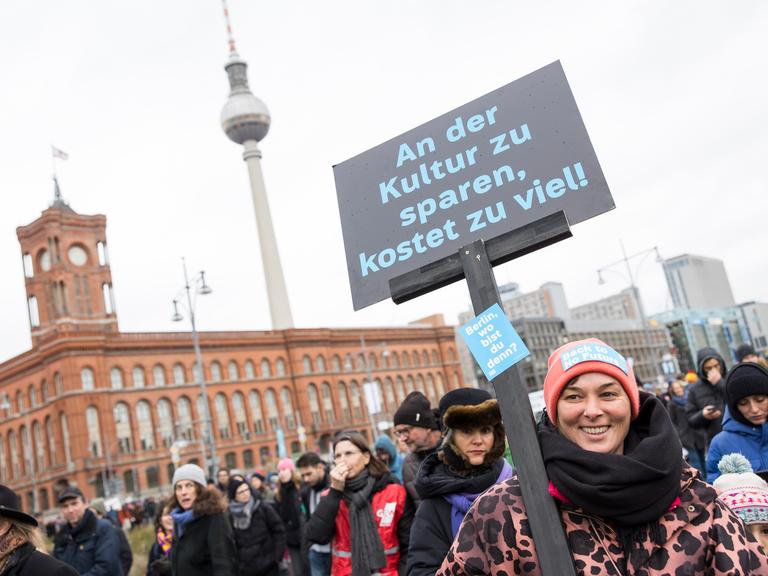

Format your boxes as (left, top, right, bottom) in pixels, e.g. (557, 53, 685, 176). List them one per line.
(171, 258, 218, 479)
(596, 242, 664, 382)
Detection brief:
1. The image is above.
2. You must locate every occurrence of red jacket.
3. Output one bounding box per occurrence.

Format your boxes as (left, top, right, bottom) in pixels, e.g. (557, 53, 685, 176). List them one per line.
(306, 477, 412, 576)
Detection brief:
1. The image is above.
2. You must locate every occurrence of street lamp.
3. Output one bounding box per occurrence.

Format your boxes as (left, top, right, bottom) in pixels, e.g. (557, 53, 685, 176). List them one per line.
(171, 258, 218, 479)
(596, 242, 664, 383)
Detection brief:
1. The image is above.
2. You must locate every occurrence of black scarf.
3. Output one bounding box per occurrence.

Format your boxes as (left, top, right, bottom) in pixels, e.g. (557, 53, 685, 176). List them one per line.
(342, 471, 387, 576)
(540, 392, 682, 552)
(415, 452, 506, 499)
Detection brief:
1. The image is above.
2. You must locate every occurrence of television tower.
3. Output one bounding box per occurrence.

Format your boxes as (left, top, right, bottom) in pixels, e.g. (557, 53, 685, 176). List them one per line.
(219, 0, 294, 329)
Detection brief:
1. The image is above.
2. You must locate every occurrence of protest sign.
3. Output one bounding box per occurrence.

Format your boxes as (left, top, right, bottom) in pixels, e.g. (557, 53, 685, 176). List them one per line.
(461, 303, 529, 381)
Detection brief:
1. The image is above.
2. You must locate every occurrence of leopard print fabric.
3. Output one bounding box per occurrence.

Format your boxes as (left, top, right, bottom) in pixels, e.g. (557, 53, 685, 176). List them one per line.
(437, 466, 768, 575)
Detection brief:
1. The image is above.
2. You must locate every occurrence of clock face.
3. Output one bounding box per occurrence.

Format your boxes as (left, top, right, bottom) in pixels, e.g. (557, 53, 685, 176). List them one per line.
(39, 250, 51, 272)
(68, 245, 88, 266)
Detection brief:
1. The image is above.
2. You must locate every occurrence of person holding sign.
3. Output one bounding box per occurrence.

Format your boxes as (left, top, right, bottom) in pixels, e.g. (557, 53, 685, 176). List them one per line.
(438, 338, 768, 575)
(305, 431, 413, 576)
(406, 388, 513, 576)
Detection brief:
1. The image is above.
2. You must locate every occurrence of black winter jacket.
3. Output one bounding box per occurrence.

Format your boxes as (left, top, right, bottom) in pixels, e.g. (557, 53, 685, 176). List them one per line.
(685, 347, 727, 450)
(230, 497, 287, 576)
(406, 455, 509, 576)
(171, 498, 237, 576)
(401, 445, 438, 508)
(277, 481, 304, 548)
(667, 397, 696, 450)
(53, 509, 123, 576)
(146, 540, 171, 576)
(299, 470, 329, 521)
(3, 543, 78, 576)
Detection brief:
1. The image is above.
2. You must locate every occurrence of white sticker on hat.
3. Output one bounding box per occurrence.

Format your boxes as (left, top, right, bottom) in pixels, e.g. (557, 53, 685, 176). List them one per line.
(561, 343, 628, 374)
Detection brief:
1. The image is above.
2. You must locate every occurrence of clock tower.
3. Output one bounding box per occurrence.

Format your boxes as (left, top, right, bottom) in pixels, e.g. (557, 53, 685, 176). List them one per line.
(16, 181, 118, 346)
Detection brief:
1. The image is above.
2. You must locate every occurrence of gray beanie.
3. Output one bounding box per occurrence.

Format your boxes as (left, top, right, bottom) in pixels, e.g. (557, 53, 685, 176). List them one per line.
(172, 464, 207, 488)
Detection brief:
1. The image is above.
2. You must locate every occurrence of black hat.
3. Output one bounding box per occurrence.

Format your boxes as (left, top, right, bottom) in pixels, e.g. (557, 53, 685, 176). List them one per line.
(438, 388, 501, 430)
(0, 485, 37, 527)
(726, 362, 768, 426)
(736, 343, 758, 363)
(393, 391, 439, 430)
(57, 485, 85, 504)
(227, 478, 251, 501)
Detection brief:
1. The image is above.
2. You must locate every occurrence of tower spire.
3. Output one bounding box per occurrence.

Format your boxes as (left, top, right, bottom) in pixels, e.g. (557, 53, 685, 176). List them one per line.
(221, 0, 239, 58)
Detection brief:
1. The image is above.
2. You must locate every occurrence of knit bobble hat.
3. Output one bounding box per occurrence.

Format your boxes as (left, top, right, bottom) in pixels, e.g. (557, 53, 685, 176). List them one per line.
(393, 391, 439, 430)
(172, 464, 207, 488)
(278, 458, 295, 472)
(713, 453, 768, 525)
(726, 362, 768, 426)
(543, 338, 640, 425)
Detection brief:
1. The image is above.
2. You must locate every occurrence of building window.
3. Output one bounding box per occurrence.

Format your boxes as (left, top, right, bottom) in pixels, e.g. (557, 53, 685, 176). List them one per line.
(422, 351, 430, 366)
(33, 421, 45, 471)
(156, 399, 174, 448)
(331, 355, 341, 372)
(146, 467, 160, 489)
(390, 352, 400, 368)
(244, 360, 255, 379)
(27, 297, 40, 328)
(110, 368, 123, 390)
(280, 388, 295, 430)
(23, 253, 33, 278)
(0, 436, 5, 482)
(406, 376, 415, 393)
(153, 365, 166, 387)
(308, 384, 321, 425)
(337, 382, 351, 421)
(16, 391, 24, 413)
(136, 401, 155, 450)
(249, 391, 265, 433)
(349, 381, 363, 419)
(232, 392, 249, 437)
(227, 361, 239, 381)
(45, 416, 57, 466)
(60, 413, 72, 463)
(215, 394, 231, 439)
(321, 383, 335, 422)
(173, 364, 185, 385)
(8, 431, 19, 479)
(197, 395, 212, 442)
(192, 363, 202, 383)
(81, 368, 95, 391)
(86, 407, 102, 457)
(316, 356, 326, 373)
(97, 241, 109, 266)
(176, 397, 194, 441)
(102, 283, 115, 315)
(384, 378, 396, 411)
(303, 356, 313, 375)
(132, 366, 146, 388)
(261, 359, 272, 379)
(276, 358, 286, 377)
(243, 449, 254, 469)
(426, 375, 437, 404)
(54, 373, 63, 396)
(357, 354, 366, 371)
(344, 354, 353, 372)
(435, 373, 446, 397)
(265, 389, 279, 431)
(259, 447, 270, 466)
(114, 403, 133, 454)
(210, 361, 222, 382)
(225, 452, 237, 470)
(28, 386, 37, 408)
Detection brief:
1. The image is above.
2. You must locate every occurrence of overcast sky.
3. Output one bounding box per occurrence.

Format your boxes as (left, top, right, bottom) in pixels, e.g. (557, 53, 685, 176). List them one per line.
(0, 1, 766, 362)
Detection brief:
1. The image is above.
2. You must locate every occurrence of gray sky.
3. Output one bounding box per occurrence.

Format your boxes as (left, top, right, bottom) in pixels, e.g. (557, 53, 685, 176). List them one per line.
(0, 1, 766, 362)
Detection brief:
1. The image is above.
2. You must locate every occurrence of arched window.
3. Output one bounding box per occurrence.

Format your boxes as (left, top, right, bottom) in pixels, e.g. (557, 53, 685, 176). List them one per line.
(197, 395, 212, 441)
(249, 391, 265, 433)
(86, 407, 102, 457)
(416, 374, 425, 393)
(448, 348, 457, 361)
(368, 353, 377, 369)
(132, 366, 146, 388)
(60, 413, 72, 463)
(395, 377, 406, 403)
(281, 388, 295, 429)
(176, 397, 194, 440)
(261, 359, 272, 379)
(321, 383, 335, 422)
(452, 372, 461, 389)
(156, 399, 174, 447)
(173, 363, 185, 385)
(15, 391, 24, 414)
(344, 354, 353, 372)
(243, 449, 254, 469)
(331, 355, 341, 372)
(276, 358, 286, 377)
(227, 361, 239, 381)
(265, 389, 279, 430)
(215, 394, 231, 439)
(382, 351, 390, 369)
(20, 426, 31, 476)
(307, 384, 321, 425)
(45, 416, 57, 466)
(302, 356, 313, 375)
(8, 430, 19, 479)
(436, 373, 446, 397)
(406, 376, 415, 393)
(54, 372, 63, 396)
(384, 378, 396, 411)
(337, 382, 350, 421)
(244, 360, 255, 379)
(432, 350, 440, 365)
(259, 446, 270, 466)
(412, 351, 420, 367)
(153, 365, 166, 387)
(192, 363, 202, 383)
(349, 381, 363, 419)
(0, 435, 6, 482)
(232, 392, 248, 437)
(210, 361, 222, 382)
(316, 355, 326, 373)
(114, 403, 133, 453)
(423, 350, 430, 366)
(390, 352, 400, 368)
(401, 353, 410, 368)
(81, 367, 95, 391)
(110, 367, 123, 390)
(136, 401, 155, 450)
(33, 421, 45, 470)
(356, 354, 366, 371)
(426, 374, 437, 404)
(28, 385, 37, 408)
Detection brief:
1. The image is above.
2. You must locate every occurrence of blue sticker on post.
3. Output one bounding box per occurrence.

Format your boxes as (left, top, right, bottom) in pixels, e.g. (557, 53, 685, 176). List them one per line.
(460, 303, 530, 381)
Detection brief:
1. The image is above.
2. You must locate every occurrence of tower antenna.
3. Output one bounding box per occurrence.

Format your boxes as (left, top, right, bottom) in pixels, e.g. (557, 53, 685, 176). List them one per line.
(221, 0, 239, 57)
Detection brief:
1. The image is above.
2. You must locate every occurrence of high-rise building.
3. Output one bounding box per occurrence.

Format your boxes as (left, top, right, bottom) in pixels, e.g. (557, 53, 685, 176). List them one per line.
(663, 254, 736, 310)
(570, 288, 641, 325)
(738, 301, 768, 356)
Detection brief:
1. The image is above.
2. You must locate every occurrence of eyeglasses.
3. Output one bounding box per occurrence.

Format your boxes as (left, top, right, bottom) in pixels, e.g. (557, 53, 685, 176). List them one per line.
(394, 426, 413, 437)
(236, 487, 251, 495)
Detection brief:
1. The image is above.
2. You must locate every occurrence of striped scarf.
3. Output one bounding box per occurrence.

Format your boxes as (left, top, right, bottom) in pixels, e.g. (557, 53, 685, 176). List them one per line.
(157, 528, 173, 556)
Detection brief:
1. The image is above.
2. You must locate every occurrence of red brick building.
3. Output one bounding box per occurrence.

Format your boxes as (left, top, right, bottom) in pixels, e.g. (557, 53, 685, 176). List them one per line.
(0, 197, 463, 514)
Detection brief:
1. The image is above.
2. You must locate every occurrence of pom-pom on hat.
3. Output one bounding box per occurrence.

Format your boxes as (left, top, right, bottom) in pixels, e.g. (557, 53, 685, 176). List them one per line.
(713, 453, 768, 525)
(543, 338, 640, 424)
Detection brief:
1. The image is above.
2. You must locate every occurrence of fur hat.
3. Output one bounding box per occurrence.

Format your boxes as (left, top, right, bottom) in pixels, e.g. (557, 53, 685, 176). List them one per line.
(543, 338, 640, 424)
(172, 464, 207, 488)
(394, 391, 439, 430)
(726, 362, 768, 426)
(438, 388, 505, 468)
(713, 453, 768, 525)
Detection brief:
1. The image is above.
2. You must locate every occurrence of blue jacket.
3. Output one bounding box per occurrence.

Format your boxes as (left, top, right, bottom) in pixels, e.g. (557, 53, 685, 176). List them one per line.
(375, 435, 404, 482)
(53, 508, 123, 576)
(706, 407, 768, 482)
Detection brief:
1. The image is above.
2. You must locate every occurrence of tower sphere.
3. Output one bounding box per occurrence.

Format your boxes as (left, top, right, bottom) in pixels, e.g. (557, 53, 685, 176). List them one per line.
(221, 56, 271, 144)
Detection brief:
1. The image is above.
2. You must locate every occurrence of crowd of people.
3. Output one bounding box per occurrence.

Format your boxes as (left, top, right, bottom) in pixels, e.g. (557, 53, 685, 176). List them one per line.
(0, 339, 767, 575)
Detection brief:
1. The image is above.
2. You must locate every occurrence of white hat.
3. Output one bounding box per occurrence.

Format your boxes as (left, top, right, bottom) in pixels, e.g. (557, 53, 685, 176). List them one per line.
(172, 464, 207, 488)
(713, 453, 768, 525)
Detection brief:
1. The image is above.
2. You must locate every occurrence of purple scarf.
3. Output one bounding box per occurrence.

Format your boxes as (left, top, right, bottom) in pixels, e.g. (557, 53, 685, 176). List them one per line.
(444, 459, 514, 537)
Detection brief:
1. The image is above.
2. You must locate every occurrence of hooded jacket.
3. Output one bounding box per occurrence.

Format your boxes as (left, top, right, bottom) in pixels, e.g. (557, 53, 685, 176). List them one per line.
(436, 466, 768, 576)
(706, 407, 768, 482)
(406, 454, 512, 576)
(375, 436, 404, 482)
(685, 347, 727, 449)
